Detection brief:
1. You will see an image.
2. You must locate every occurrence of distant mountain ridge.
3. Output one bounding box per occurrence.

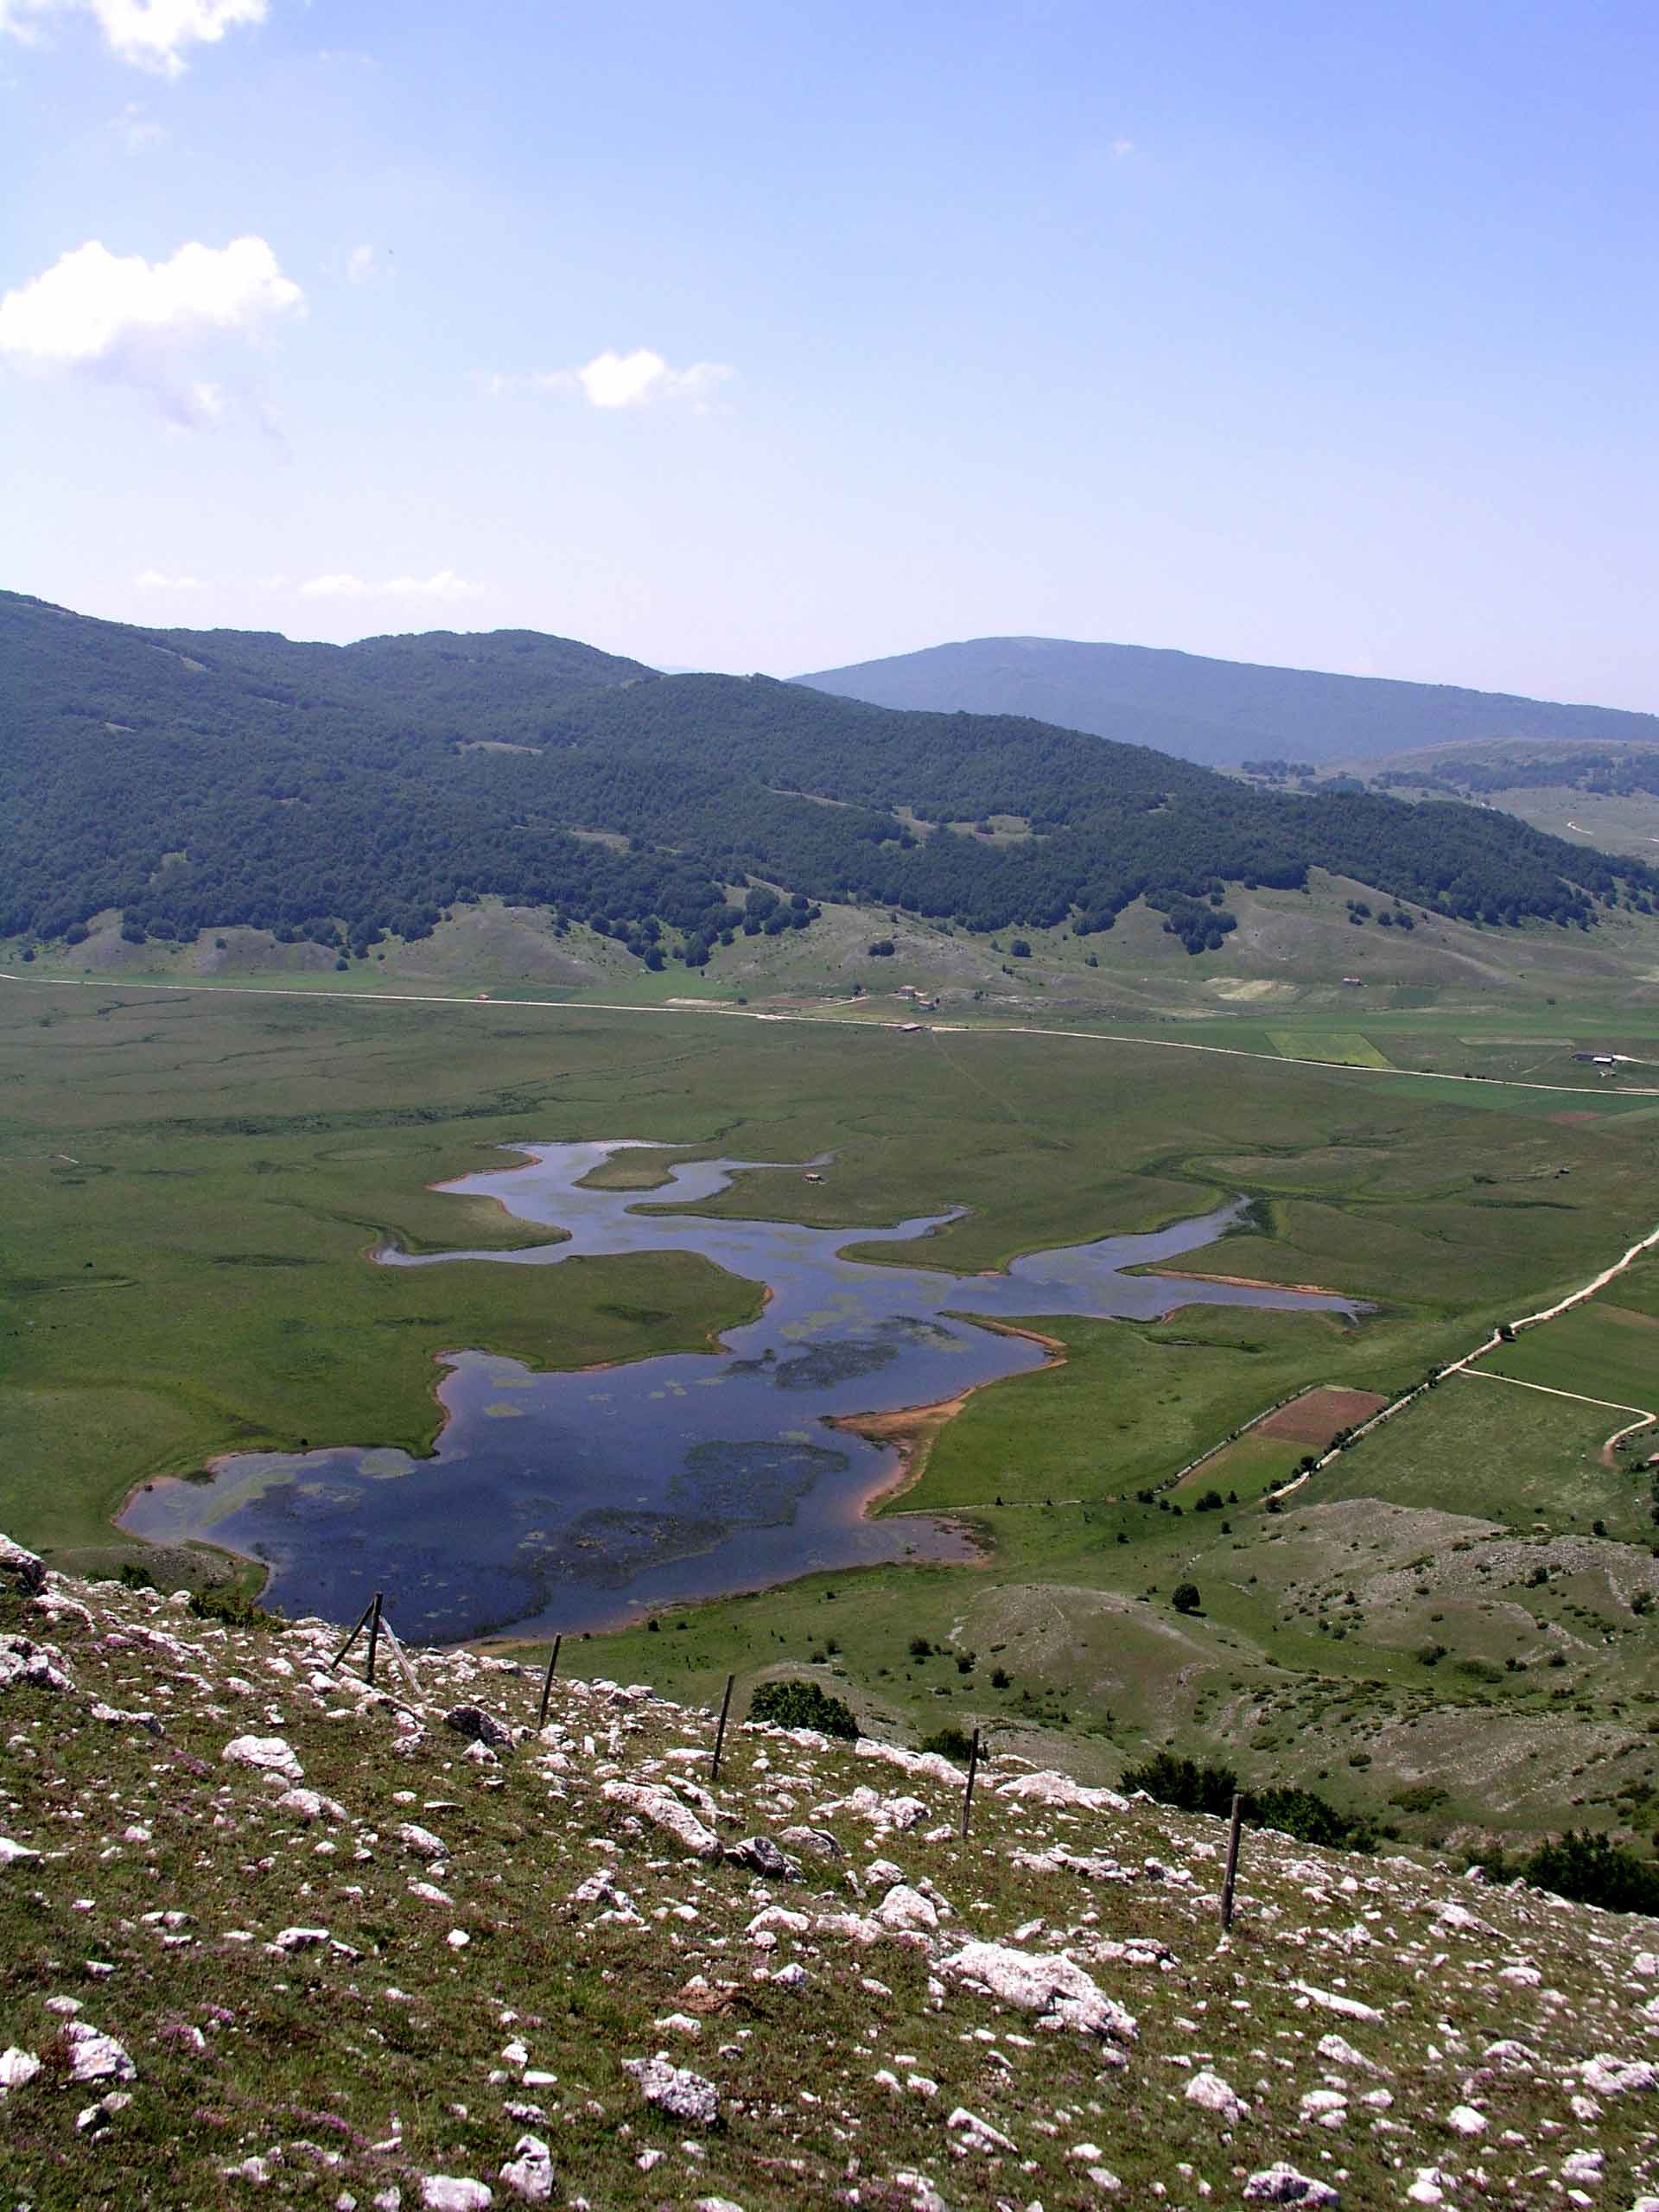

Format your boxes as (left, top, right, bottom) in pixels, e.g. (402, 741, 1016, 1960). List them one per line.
(796, 634, 1659, 768)
(3, 590, 1655, 968)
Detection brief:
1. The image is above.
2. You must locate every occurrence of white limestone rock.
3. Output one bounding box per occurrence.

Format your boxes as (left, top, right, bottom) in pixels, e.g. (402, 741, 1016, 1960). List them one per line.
(622, 2053, 719, 2127)
(221, 1734, 303, 1782)
(938, 1941, 1136, 2044)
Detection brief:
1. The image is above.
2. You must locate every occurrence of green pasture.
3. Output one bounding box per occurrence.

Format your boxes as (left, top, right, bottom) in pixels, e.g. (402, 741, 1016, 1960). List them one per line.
(1317, 1374, 1649, 1541)
(6, 973, 1659, 1841)
(1484, 1301, 1659, 1411)
(1268, 1030, 1393, 1066)
(899, 1308, 1421, 1515)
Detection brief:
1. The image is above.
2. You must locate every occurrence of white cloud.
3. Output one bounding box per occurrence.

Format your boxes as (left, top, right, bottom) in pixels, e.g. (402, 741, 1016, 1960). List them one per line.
(0, 236, 302, 419)
(298, 570, 486, 601)
(1111, 137, 1135, 158)
(134, 567, 201, 589)
(0, 235, 301, 369)
(492, 347, 734, 411)
(0, 0, 265, 74)
(346, 244, 377, 284)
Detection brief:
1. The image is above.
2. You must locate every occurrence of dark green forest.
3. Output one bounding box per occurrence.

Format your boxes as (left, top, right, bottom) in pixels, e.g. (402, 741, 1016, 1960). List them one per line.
(1374, 747, 1659, 801)
(4, 592, 1656, 968)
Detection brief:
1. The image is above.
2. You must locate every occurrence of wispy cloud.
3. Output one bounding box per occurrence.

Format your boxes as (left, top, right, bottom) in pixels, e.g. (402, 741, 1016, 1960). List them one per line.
(0, 235, 302, 422)
(491, 347, 734, 412)
(346, 244, 378, 285)
(114, 100, 168, 150)
(133, 567, 202, 590)
(297, 570, 486, 602)
(0, 0, 266, 76)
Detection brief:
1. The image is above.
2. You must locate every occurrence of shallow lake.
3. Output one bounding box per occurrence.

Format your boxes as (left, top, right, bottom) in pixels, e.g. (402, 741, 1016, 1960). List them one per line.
(121, 1141, 1363, 1642)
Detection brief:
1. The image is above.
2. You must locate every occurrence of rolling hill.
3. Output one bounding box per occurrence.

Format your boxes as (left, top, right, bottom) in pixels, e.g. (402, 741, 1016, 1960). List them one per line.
(3, 591, 1656, 976)
(797, 632, 1659, 769)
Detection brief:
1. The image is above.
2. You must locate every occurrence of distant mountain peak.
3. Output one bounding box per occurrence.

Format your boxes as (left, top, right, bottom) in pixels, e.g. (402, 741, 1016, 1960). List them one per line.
(796, 635, 1659, 768)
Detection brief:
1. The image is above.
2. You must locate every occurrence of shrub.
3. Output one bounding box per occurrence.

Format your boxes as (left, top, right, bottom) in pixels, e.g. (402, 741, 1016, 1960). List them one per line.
(1389, 1782, 1451, 1815)
(1522, 1829, 1659, 1916)
(1249, 1785, 1377, 1853)
(1121, 1751, 1238, 1817)
(989, 1667, 1011, 1689)
(1171, 1582, 1201, 1615)
(907, 1635, 933, 1659)
(918, 1725, 976, 1762)
(747, 1676, 859, 1740)
(189, 1582, 279, 1630)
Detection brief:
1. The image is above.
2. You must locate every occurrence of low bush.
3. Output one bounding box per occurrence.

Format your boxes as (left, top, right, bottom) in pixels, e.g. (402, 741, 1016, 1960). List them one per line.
(918, 1725, 976, 1761)
(747, 1676, 860, 1740)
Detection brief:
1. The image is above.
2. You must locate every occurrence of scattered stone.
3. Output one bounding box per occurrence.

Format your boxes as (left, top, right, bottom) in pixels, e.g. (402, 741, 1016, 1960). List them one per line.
(420, 2181, 493, 2211)
(0, 1634, 73, 1694)
(0, 2047, 42, 2089)
(62, 2022, 137, 2084)
(947, 2106, 1017, 2153)
(1580, 2055, 1656, 2097)
(1243, 2163, 1340, 2205)
(221, 1735, 303, 1782)
(874, 1884, 939, 1933)
(1185, 2069, 1246, 2123)
(603, 1782, 721, 1860)
(622, 2053, 719, 2127)
(938, 1942, 1136, 2044)
(442, 1706, 512, 1750)
(498, 2136, 553, 2202)
(0, 1535, 47, 1598)
(398, 1823, 448, 1862)
(724, 1835, 801, 1879)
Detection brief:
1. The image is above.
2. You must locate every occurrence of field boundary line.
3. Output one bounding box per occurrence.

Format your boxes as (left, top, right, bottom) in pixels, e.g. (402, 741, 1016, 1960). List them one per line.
(1452, 1368, 1655, 1419)
(1272, 1211, 1659, 1498)
(5, 970, 1659, 1103)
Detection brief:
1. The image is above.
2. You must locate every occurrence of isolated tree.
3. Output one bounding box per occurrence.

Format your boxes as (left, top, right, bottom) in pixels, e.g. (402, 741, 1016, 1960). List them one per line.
(1171, 1582, 1202, 1615)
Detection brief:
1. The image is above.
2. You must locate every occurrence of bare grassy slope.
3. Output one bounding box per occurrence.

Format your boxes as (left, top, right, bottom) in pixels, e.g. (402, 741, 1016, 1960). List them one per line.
(3, 1543, 1657, 2210)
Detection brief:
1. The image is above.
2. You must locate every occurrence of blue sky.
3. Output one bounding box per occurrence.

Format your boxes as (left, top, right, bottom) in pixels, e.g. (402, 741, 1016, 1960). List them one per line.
(4, 1, 1658, 702)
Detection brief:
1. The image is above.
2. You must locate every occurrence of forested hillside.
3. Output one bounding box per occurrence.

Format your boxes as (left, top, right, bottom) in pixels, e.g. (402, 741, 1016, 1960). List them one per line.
(3, 592, 1656, 969)
(798, 632, 1659, 767)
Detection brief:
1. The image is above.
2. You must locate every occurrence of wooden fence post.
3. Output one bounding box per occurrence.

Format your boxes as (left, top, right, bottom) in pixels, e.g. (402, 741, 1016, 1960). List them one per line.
(960, 1726, 981, 1840)
(537, 1635, 563, 1731)
(710, 1673, 736, 1781)
(365, 1591, 383, 1688)
(328, 1595, 377, 1674)
(1220, 1792, 1244, 1930)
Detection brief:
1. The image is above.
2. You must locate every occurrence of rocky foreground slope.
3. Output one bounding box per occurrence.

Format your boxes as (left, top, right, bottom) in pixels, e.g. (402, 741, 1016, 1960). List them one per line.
(1, 1540, 1656, 2212)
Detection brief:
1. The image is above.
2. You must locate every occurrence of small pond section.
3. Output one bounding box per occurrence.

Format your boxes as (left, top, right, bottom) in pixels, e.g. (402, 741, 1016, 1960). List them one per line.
(122, 1141, 1363, 1642)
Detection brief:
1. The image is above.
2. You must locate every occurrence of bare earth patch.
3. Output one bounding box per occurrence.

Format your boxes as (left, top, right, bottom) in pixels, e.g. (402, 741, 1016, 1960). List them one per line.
(1257, 1386, 1392, 1446)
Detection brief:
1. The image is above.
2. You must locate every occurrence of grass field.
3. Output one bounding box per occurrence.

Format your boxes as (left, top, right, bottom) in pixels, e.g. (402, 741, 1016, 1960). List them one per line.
(6, 971, 1659, 1846)
(1268, 1030, 1393, 1066)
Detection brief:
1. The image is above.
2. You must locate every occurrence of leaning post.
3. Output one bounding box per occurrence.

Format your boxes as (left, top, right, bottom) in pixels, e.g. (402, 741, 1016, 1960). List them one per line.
(536, 1635, 563, 1732)
(960, 1726, 981, 1840)
(710, 1673, 736, 1781)
(1220, 1792, 1244, 1931)
(328, 1595, 377, 1674)
(365, 1591, 383, 1688)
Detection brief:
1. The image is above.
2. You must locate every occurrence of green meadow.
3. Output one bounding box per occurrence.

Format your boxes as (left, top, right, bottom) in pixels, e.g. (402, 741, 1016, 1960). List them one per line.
(4, 970, 1658, 1843)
